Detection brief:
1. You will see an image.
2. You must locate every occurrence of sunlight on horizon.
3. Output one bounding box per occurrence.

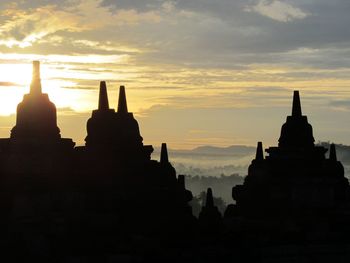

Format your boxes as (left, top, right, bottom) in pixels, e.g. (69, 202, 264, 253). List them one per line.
(0, 62, 103, 115)
(0, 58, 349, 149)
(0, 59, 190, 118)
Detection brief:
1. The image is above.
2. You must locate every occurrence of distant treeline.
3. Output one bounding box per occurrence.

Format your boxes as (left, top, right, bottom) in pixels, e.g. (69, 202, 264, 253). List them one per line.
(175, 163, 248, 178)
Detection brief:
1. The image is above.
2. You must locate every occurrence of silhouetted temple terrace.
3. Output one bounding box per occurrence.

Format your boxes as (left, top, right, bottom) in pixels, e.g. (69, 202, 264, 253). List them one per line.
(1, 61, 350, 262)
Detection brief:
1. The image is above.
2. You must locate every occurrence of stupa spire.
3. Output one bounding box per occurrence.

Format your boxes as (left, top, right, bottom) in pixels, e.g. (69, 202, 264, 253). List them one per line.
(98, 81, 109, 111)
(329, 143, 337, 161)
(292, 90, 302, 117)
(117, 86, 128, 113)
(30, 61, 42, 95)
(205, 188, 214, 208)
(255, 141, 264, 161)
(160, 143, 169, 164)
(278, 90, 314, 148)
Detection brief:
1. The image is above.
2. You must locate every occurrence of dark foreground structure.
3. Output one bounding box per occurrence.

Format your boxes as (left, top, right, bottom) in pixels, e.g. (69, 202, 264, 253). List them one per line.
(224, 91, 350, 261)
(0, 61, 350, 262)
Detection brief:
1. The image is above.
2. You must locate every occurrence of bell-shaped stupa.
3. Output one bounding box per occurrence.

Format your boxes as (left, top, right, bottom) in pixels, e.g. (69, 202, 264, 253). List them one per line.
(11, 61, 61, 141)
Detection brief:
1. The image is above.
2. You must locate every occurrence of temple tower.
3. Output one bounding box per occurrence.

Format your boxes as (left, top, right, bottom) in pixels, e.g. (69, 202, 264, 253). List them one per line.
(117, 86, 128, 114)
(98, 81, 110, 111)
(329, 143, 337, 161)
(229, 91, 350, 240)
(11, 61, 61, 141)
(160, 143, 169, 164)
(114, 85, 144, 150)
(85, 83, 153, 160)
(198, 188, 222, 233)
(278, 91, 315, 148)
(85, 81, 116, 150)
(255, 141, 264, 161)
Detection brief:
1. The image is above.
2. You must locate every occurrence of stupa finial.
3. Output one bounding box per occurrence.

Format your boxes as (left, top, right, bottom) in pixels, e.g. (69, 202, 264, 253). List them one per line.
(30, 61, 42, 94)
(160, 143, 169, 164)
(98, 81, 109, 110)
(255, 141, 264, 161)
(292, 90, 302, 117)
(117, 85, 128, 113)
(205, 188, 214, 208)
(330, 143, 337, 161)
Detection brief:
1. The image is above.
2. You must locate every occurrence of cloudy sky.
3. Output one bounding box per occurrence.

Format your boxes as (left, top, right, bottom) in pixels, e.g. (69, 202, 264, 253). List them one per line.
(1, 0, 350, 148)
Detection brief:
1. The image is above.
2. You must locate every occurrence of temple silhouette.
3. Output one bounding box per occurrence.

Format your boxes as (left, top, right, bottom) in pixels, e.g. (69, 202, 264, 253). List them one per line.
(1, 61, 350, 262)
(0, 62, 195, 261)
(229, 91, 350, 237)
(224, 91, 350, 260)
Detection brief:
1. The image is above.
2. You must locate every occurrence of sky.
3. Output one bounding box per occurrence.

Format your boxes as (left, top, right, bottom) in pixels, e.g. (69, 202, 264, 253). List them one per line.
(1, 0, 350, 149)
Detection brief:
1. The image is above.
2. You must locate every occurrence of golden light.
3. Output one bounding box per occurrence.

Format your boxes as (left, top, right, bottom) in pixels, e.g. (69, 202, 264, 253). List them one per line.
(0, 63, 32, 86)
(0, 62, 93, 116)
(0, 63, 31, 115)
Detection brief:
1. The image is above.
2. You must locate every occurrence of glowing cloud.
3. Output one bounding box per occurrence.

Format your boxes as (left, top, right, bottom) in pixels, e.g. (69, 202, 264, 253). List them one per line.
(0, 0, 162, 48)
(245, 0, 309, 22)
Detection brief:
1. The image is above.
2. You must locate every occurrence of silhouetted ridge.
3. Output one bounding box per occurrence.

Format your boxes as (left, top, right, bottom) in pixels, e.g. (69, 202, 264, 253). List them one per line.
(98, 81, 109, 111)
(255, 141, 264, 160)
(292, 90, 302, 117)
(330, 143, 337, 161)
(118, 85, 128, 113)
(160, 143, 169, 164)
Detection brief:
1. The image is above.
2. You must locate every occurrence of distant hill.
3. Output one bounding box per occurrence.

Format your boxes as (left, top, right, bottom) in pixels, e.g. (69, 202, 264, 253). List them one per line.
(152, 142, 350, 202)
(191, 145, 256, 156)
(154, 143, 350, 163)
(153, 144, 256, 157)
(152, 142, 350, 179)
(152, 145, 255, 179)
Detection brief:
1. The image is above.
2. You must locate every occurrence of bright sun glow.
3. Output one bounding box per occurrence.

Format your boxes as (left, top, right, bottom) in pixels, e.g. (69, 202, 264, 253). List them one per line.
(0, 64, 31, 115)
(0, 63, 32, 86)
(0, 62, 92, 116)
